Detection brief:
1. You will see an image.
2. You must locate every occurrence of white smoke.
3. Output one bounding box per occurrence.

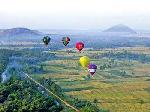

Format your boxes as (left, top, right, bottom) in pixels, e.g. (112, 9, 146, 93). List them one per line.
(1, 65, 11, 83)
(1, 57, 22, 83)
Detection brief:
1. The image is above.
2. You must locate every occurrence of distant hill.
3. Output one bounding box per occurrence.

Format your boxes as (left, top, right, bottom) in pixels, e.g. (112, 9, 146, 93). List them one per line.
(104, 24, 136, 34)
(0, 28, 43, 38)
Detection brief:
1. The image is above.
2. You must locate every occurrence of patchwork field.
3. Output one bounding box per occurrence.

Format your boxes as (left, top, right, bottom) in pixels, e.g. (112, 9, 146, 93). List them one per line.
(33, 48, 150, 112)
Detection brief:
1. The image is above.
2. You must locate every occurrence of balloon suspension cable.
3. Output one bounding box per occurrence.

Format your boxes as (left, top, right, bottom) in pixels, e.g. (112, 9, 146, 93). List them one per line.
(24, 73, 80, 112)
(82, 67, 89, 75)
(66, 46, 69, 54)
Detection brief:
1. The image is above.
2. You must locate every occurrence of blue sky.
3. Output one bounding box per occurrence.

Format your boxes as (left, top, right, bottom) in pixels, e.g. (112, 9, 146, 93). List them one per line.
(0, 0, 150, 30)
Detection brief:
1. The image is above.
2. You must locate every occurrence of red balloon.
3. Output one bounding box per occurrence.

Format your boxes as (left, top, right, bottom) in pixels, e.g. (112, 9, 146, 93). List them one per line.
(76, 42, 84, 52)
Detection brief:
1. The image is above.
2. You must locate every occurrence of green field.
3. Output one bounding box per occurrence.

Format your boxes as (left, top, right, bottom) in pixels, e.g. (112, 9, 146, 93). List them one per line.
(32, 48, 150, 112)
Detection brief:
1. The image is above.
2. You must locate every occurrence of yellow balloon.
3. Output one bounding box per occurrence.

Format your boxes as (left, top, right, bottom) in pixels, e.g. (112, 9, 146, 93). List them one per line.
(79, 56, 90, 68)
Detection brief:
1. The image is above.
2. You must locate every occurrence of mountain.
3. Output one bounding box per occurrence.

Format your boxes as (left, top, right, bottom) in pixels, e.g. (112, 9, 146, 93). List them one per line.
(103, 24, 136, 34)
(0, 28, 43, 37)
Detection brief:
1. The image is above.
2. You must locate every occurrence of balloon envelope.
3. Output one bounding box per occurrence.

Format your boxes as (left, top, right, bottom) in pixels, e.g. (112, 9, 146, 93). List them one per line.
(62, 37, 70, 46)
(88, 64, 97, 75)
(76, 42, 84, 52)
(80, 56, 90, 68)
(43, 36, 51, 45)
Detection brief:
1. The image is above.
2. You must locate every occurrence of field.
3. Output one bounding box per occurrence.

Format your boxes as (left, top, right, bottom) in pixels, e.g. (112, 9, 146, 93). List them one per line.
(31, 47, 150, 112)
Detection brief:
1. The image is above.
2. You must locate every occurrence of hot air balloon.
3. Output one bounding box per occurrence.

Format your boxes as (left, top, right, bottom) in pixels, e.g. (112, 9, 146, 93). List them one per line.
(62, 37, 70, 46)
(88, 64, 97, 76)
(42, 36, 51, 46)
(76, 42, 84, 52)
(79, 56, 90, 68)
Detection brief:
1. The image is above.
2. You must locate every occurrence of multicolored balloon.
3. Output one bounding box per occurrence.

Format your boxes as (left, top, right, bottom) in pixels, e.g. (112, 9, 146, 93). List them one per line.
(42, 36, 51, 46)
(79, 56, 90, 68)
(76, 42, 84, 52)
(88, 64, 97, 76)
(62, 37, 70, 46)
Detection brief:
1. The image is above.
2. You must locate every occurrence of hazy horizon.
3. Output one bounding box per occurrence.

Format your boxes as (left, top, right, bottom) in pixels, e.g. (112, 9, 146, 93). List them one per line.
(0, 0, 150, 30)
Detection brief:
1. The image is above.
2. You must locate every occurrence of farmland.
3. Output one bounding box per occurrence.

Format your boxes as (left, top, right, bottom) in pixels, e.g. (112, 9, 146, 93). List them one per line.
(34, 47, 150, 112)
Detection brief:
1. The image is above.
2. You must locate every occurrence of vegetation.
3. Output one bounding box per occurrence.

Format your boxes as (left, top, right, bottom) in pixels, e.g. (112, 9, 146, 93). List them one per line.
(98, 50, 150, 63)
(0, 49, 14, 82)
(40, 48, 150, 112)
(1, 46, 150, 112)
(0, 76, 63, 112)
(0, 47, 105, 112)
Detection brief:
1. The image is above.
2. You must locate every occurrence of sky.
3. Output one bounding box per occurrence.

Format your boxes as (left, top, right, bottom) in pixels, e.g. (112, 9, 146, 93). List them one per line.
(0, 0, 150, 30)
